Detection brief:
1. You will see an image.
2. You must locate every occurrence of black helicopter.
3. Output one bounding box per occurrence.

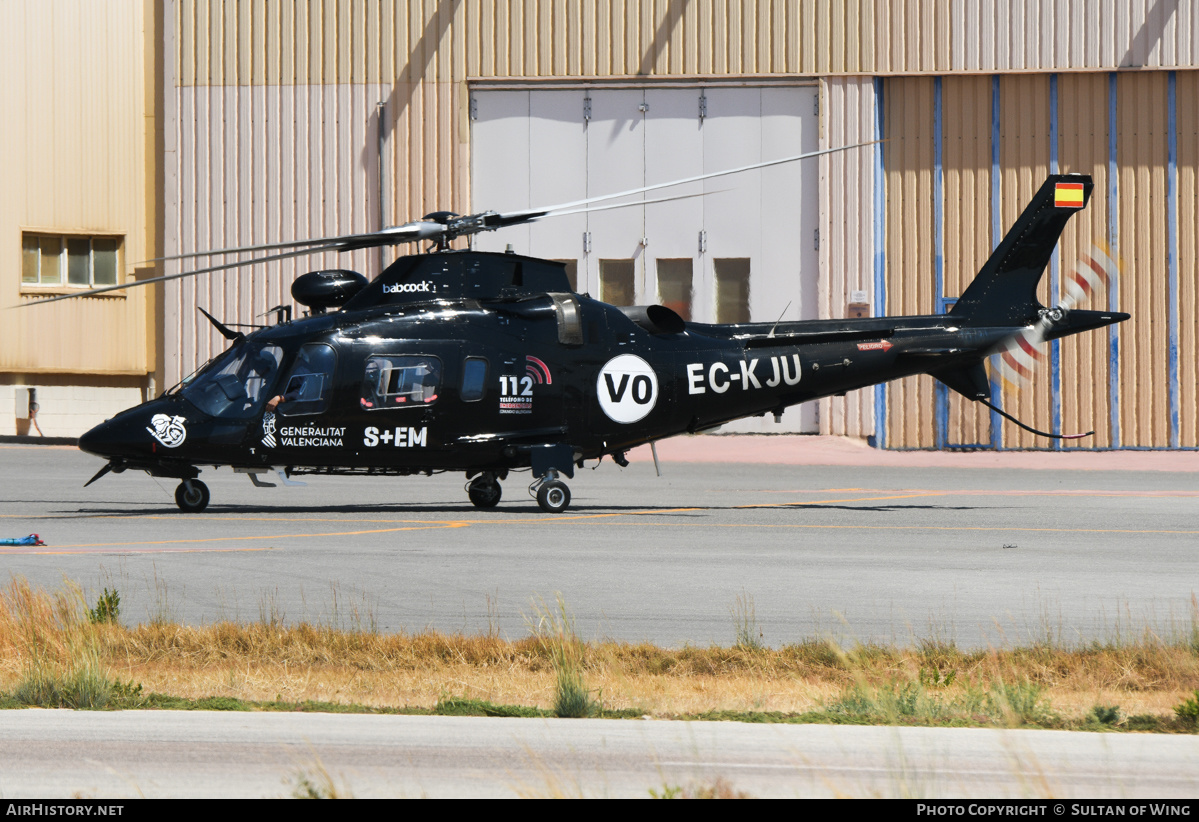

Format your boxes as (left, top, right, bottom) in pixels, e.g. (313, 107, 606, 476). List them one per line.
(41, 153, 1127, 513)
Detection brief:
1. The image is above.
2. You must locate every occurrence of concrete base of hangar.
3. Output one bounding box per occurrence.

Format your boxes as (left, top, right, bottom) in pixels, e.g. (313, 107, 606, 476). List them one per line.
(0, 374, 150, 439)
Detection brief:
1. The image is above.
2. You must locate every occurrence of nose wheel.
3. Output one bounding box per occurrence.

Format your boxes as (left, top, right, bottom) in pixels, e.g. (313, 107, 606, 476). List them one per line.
(466, 473, 502, 508)
(174, 479, 210, 513)
(529, 472, 571, 513)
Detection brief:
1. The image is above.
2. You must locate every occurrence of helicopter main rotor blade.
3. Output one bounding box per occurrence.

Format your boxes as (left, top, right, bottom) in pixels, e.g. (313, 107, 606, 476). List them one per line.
(546, 188, 722, 218)
(15, 242, 347, 307)
(134, 221, 442, 266)
(489, 139, 882, 224)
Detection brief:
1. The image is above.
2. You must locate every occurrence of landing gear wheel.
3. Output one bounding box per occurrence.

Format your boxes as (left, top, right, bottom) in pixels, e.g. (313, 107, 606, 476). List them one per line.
(536, 479, 571, 514)
(174, 480, 210, 513)
(467, 475, 502, 508)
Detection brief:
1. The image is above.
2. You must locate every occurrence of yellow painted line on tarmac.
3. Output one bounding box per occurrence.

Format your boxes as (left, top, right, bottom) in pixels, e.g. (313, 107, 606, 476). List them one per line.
(757, 487, 1199, 498)
(737, 492, 946, 509)
(630, 522, 1199, 536)
(6, 546, 280, 556)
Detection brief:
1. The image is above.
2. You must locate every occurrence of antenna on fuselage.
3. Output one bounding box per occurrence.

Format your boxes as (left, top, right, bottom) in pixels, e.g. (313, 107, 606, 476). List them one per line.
(767, 301, 792, 338)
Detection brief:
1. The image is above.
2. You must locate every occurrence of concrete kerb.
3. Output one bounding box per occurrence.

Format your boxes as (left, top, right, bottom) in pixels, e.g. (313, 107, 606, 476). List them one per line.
(629, 434, 1199, 472)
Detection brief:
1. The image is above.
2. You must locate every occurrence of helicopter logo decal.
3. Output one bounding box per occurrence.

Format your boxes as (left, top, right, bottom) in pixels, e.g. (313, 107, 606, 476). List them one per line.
(526, 356, 552, 385)
(500, 356, 553, 415)
(262, 413, 277, 448)
(383, 280, 435, 294)
(146, 414, 188, 448)
(598, 354, 658, 423)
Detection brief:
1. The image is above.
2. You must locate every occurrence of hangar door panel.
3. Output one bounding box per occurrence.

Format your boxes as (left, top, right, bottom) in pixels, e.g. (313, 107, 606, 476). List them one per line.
(470, 85, 819, 432)
(584, 90, 646, 300)
(470, 90, 585, 264)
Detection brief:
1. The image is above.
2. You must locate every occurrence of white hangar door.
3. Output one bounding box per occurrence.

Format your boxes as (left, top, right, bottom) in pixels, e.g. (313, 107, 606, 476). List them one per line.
(470, 85, 819, 432)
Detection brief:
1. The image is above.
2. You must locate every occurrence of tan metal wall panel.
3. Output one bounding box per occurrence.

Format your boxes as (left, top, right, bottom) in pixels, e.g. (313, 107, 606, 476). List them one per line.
(1178, 70, 1199, 446)
(1, 0, 150, 375)
(165, 64, 464, 385)
(173, 0, 1199, 85)
(167, 83, 390, 384)
(996, 74, 1054, 448)
(952, 0, 1199, 72)
(941, 75, 993, 445)
(1056, 72, 1113, 448)
(1116, 71, 1171, 447)
(873, 0, 950, 75)
(819, 77, 877, 437)
(883, 77, 937, 448)
(175, 0, 906, 84)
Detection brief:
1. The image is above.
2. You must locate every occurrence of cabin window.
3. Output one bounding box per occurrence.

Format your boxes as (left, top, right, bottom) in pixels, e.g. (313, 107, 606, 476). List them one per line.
(277, 344, 337, 416)
(714, 258, 751, 323)
(361, 356, 442, 409)
(181, 343, 284, 419)
(460, 357, 488, 402)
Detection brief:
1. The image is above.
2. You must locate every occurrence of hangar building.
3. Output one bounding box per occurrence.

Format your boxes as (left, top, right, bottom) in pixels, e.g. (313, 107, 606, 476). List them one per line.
(3, 1, 1197, 450)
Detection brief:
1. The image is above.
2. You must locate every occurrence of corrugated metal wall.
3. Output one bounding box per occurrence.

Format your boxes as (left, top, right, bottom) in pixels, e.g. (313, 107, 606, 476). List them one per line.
(173, 0, 1199, 84)
(883, 77, 937, 448)
(166, 83, 405, 380)
(1057, 72, 1114, 448)
(940, 75, 993, 447)
(1179, 70, 1199, 447)
(1, 0, 150, 376)
(1116, 71, 1171, 448)
(996, 73, 1054, 449)
(818, 76, 877, 438)
(162, 2, 1199, 448)
(880, 68, 1199, 449)
(953, 0, 1199, 72)
(175, 0, 883, 82)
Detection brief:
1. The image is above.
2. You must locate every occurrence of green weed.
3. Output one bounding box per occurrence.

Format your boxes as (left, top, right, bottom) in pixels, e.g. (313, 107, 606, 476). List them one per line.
(1089, 704, 1120, 726)
(986, 679, 1053, 727)
(290, 758, 352, 799)
(650, 778, 753, 799)
(87, 588, 120, 625)
(1172, 690, 1199, 728)
(530, 594, 598, 718)
(827, 680, 950, 724)
(731, 590, 763, 651)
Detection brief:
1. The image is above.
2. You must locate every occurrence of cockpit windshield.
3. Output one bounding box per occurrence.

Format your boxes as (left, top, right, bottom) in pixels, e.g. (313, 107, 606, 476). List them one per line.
(181, 343, 284, 418)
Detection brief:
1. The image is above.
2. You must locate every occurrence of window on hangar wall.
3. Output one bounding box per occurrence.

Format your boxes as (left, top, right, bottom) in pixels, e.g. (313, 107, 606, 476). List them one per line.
(22, 233, 122, 290)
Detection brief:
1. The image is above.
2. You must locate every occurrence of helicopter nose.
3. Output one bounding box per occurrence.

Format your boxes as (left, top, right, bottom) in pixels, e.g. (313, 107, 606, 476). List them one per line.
(78, 419, 119, 458)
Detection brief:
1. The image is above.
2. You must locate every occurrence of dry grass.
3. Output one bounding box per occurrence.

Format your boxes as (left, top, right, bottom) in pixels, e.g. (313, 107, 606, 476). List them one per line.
(1, 577, 1198, 724)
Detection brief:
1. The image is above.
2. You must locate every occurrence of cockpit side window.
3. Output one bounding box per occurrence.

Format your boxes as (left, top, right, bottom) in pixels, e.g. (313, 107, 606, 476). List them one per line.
(460, 357, 488, 401)
(277, 343, 337, 416)
(181, 343, 284, 419)
(361, 356, 442, 409)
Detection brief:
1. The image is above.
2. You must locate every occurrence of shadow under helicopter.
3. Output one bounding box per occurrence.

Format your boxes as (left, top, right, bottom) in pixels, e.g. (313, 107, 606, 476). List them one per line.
(48, 499, 991, 517)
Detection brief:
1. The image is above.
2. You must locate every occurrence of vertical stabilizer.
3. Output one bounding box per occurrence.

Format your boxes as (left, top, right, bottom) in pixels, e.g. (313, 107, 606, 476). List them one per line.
(949, 175, 1092, 326)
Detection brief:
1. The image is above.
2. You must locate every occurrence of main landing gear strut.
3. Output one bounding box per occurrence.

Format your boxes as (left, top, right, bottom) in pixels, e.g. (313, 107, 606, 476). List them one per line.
(530, 470, 571, 514)
(465, 468, 572, 513)
(466, 472, 503, 508)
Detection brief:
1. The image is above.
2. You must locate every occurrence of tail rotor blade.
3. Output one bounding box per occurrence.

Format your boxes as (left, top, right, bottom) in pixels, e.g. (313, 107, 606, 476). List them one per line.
(995, 242, 1120, 391)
